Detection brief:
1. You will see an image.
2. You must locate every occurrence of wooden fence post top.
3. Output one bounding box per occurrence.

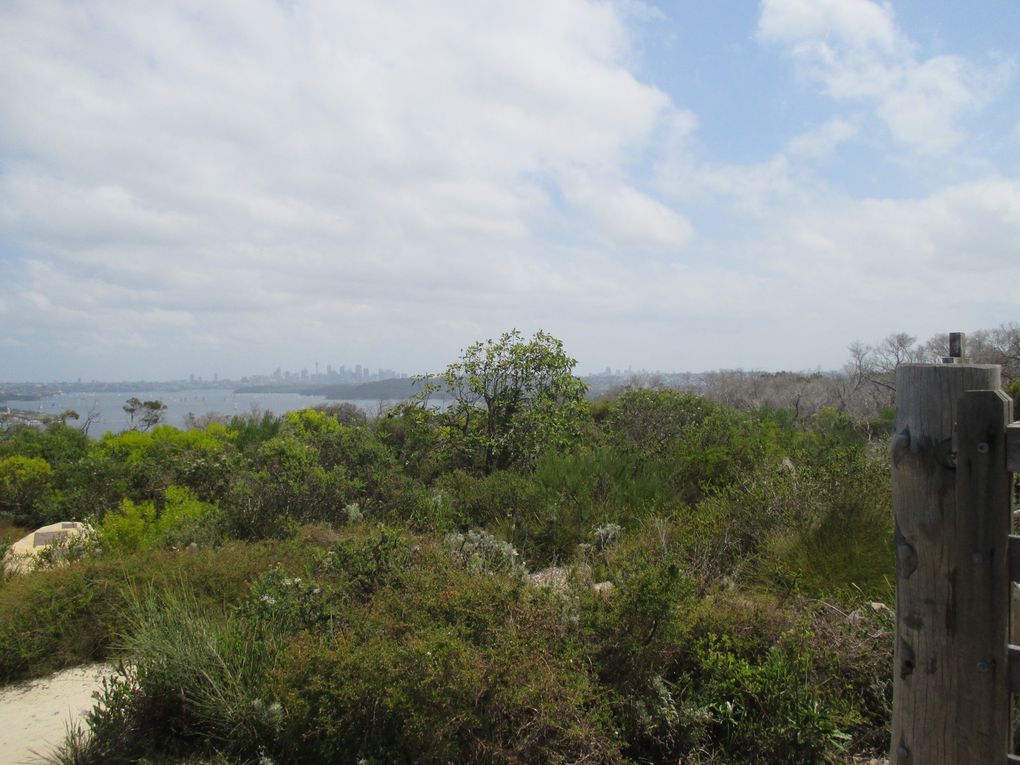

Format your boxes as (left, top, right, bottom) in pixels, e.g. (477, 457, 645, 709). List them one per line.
(894, 365, 1003, 450)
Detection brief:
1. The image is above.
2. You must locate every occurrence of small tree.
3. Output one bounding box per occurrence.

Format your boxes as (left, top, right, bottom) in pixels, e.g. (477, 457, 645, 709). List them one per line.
(123, 397, 167, 431)
(423, 329, 588, 473)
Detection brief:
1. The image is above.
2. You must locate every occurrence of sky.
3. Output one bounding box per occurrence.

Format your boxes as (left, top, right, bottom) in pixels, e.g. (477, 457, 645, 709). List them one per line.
(1, 0, 1018, 381)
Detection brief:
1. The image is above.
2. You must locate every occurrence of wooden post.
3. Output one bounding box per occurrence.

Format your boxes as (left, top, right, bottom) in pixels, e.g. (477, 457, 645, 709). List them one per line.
(954, 389, 1013, 760)
(1007, 422, 1020, 474)
(891, 363, 1003, 764)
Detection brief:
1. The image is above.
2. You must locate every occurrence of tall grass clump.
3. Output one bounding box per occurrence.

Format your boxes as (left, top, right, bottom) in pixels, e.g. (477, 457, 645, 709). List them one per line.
(69, 589, 280, 765)
(0, 539, 315, 683)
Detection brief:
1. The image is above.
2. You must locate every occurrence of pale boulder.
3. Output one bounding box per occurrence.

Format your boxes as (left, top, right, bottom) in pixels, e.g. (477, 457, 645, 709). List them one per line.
(3, 521, 87, 575)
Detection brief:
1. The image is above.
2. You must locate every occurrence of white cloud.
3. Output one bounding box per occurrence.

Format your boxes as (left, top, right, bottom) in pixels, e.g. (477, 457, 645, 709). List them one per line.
(653, 137, 812, 218)
(569, 183, 694, 251)
(0, 1, 1016, 380)
(743, 178, 1020, 340)
(0, 0, 696, 378)
(649, 107, 1020, 365)
(652, 112, 851, 216)
(758, 0, 899, 54)
(757, 0, 1014, 155)
(784, 117, 858, 159)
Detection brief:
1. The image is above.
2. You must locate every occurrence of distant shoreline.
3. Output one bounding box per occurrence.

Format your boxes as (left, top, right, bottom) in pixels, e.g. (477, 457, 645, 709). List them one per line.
(234, 377, 452, 401)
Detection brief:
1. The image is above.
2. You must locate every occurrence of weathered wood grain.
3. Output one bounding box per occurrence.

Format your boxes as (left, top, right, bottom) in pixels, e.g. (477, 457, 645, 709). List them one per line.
(953, 389, 1012, 761)
(1010, 537, 1020, 583)
(1009, 645, 1020, 694)
(890, 363, 1002, 764)
(1007, 422, 1020, 473)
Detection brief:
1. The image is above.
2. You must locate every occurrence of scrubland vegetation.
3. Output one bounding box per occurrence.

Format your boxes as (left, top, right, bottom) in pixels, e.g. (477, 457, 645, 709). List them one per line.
(1, 326, 1017, 764)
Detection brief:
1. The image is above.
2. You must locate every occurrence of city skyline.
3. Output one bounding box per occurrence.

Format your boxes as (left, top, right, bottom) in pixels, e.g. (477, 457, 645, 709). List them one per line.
(2, 359, 716, 387)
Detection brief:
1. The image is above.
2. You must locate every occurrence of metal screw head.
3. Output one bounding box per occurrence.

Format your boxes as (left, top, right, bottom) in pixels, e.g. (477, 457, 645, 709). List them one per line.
(976, 442, 990, 454)
(977, 660, 991, 673)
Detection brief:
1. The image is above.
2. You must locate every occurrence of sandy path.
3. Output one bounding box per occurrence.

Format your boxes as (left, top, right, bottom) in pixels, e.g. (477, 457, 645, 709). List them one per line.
(0, 663, 114, 765)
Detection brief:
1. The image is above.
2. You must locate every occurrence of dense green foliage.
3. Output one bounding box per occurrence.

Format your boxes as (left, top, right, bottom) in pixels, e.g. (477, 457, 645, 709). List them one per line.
(0, 333, 898, 764)
(413, 329, 589, 474)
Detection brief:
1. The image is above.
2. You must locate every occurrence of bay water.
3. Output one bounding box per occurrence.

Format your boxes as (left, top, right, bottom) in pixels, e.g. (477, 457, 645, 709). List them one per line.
(2, 389, 399, 437)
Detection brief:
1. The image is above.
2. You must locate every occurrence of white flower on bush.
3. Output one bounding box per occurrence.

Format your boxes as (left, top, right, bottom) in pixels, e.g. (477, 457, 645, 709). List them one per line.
(593, 522, 622, 551)
(343, 502, 363, 523)
(445, 528, 526, 577)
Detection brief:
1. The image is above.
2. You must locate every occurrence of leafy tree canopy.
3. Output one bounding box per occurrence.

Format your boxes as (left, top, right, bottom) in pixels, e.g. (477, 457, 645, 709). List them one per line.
(422, 329, 588, 473)
(123, 397, 167, 432)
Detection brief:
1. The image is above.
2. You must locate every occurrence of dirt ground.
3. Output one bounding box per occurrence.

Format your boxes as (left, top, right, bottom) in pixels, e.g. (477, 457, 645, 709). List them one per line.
(0, 663, 112, 765)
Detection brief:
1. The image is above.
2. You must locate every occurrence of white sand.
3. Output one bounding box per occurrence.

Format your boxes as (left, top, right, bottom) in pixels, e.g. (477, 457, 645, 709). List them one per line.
(0, 663, 113, 765)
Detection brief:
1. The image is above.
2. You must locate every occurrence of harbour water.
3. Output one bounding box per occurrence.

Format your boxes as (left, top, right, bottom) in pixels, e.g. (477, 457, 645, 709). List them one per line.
(1, 389, 400, 437)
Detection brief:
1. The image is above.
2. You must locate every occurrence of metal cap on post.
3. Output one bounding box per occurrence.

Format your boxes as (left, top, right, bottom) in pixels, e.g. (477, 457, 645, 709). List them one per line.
(943, 331, 966, 364)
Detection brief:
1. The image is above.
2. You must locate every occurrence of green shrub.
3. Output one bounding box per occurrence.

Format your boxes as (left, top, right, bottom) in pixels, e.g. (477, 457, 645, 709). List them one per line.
(127, 589, 280, 757)
(46, 524, 892, 765)
(0, 454, 56, 526)
(437, 468, 550, 534)
(437, 456, 681, 565)
(796, 408, 870, 460)
(687, 632, 845, 763)
(445, 528, 526, 577)
(150, 486, 224, 550)
(605, 388, 786, 505)
(0, 539, 316, 682)
(64, 589, 281, 765)
(375, 402, 452, 481)
(657, 590, 895, 764)
(415, 329, 591, 475)
(271, 622, 623, 765)
(677, 467, 805, 583)
(533, 447, 685, 519)
(221, 435, 355, 536)
(95, 487, 223, 554)
(98, 498, 156, 554)
(88, 425, 237, 506)
(0, 378, 898, 764)
(58, 527, 627, 765)
(0, 422, 89, 467)
(571, 523, 883, 764)
(265, 531, 624, 765)
(220, 413, 432, 538)
(227, 408, 282, 455)
(750, 452, 894, 601)
(1007, 379, 1020, 409)
(240, 563, 347, 639)
(51, 424, 236, 522)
